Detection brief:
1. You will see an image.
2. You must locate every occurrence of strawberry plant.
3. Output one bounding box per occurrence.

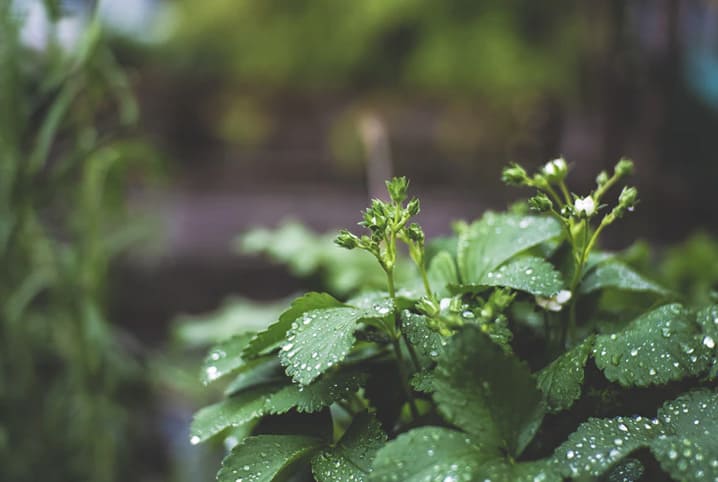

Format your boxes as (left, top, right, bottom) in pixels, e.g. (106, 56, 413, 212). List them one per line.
(191, 160, 718, 481)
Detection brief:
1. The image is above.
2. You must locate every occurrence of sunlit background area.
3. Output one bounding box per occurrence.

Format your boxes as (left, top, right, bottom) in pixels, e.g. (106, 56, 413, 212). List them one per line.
(2, 1, 718, 481)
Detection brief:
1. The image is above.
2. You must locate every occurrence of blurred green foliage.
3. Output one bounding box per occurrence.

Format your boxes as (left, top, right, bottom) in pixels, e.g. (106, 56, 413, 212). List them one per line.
(168, 0, 580, 99)
(659, 233, 718, 307)
(0, 3, 159, 481)
(238, 221, 417, 297)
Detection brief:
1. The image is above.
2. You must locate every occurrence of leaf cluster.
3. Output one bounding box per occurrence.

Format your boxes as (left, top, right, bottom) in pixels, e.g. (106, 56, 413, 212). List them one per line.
(193, 165, 718, 481)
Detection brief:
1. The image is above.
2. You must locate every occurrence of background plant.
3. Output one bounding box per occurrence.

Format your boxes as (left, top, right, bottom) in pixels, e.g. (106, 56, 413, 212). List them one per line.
(191, 161, 718, 481)
(0, 3, 159, 481)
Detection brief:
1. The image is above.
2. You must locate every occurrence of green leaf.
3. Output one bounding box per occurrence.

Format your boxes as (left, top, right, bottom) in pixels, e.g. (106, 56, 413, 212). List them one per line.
(217, 434, 324, 482)
(593, 304, 712, 387)
(369, 427, 489, 482)
(370, 427, 559, 482)
(280, 301, 393, 385)
(401, 311, 448, 365)
(244, 292, 344, 358)
(224, 357, 283, 396)
(472, 256, 564, 296)
(603, 458, 645, 482)
(695, 306, 718, 379)
(579, 261, 668, 295)
(457, 213, 561, 285)
(312, 412, 386, 482)
(190, 383, 282, 444)
(201, 333, 255, 385)
(552, 415, 662, 479)
(474, 459, 561, 482)
(433, 326, 545, 456)
(537, 336, 595, 413)
(193, 369, 364, 444)
(651, 389, 718, 482)
(552, 390, 718, 481)
(427, 251, 458, 297)
(174, 296, 287, 348)
(267, 371, 367, 415)
(410, 370, 436, 393)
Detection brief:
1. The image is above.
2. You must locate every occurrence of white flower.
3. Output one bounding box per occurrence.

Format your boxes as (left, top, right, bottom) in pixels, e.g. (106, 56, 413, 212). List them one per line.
(542, 158, 567, 178)
(536, 290, 572, 312)
(574, 196, 596, 217)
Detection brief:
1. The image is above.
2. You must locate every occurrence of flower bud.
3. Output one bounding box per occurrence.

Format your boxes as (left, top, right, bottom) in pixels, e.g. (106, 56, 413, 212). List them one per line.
(406, 198, 420, 216)
(535, 290, 572, 312)
(542, 157, 568, 181)
(596, 170, 609, 187)
(618, 186, 638, 208)
(416, 296, 439, 316)
(573, 196, 596, 218)
(405, 222, 424, 243)
(614, 159, 634, 177)
(386, 176, 409, 204)
(501, 163, 528, 185)
(334, 230, 359, 249)
(528, 193, 553, 213)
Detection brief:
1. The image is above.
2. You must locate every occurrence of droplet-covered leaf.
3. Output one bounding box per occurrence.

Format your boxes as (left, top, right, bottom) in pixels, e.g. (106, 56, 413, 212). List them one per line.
(267, 371, 367, 415)
(243, 292, 344, 358)
(594, 304, 712, 387)
(217, 434, 324, 482)
(602, 458, 645, 482)
(312, 412, 386, 482)
(457, 213, 561, 285)
(410, 370, 436, 393)
(474, 459, 561, 482)
(473, 256, 564, 296)
(651, 389, 718, 482)
(579, 261, 668, 295)
(190, 383, 282, 444)
(201, 333, 255, 385)
(369, 427, 489, 482)
(695, 306, 718, 379)
(537, 336, 595, 413)
(193, 370, 365, 444)
(433, 326, 545, 456)
(552, 415, 662, 479)
(280, 302, 393, 385)
(401, 311, 448, 365)
(370, 426, 558, 482)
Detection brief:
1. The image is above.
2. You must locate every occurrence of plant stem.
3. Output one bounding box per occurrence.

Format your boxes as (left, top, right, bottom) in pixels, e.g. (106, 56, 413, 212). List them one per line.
(392, 339, 419, 420)
(559, 180, 573, 206)
(543, 184, 563, 207)
(386, 268, 396, 299)
(563, 217, 610, 346)
(404, 336, 422, 371)
(419, 263, 433, 299)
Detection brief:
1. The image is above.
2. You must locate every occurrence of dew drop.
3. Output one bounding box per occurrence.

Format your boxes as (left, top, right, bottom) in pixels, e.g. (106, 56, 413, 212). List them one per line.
(206, 366, 219, 380)
(190, 435, 201, 445)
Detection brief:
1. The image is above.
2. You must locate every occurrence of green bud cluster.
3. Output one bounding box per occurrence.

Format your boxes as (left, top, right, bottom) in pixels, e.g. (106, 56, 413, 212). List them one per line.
(334, 176, 432, 300)
(528, 193, 553, 213)
(503, 158, 640, 343)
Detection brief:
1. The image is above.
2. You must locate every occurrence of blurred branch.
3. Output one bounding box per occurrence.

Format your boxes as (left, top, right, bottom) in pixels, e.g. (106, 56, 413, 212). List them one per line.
(359, 113, 392, 200)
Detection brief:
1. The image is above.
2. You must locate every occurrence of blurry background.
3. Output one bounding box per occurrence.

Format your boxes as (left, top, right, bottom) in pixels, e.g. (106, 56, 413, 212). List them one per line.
(2, 0, 718, 481)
